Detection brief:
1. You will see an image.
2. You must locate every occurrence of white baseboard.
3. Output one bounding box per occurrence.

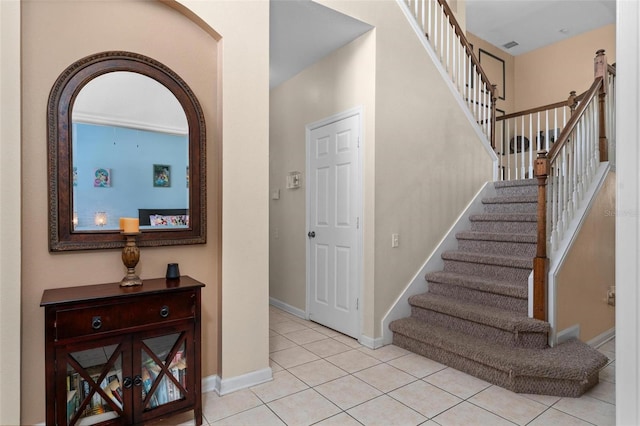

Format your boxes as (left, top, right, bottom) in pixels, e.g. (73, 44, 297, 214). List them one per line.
(359, 334, 385, 349)
(588, 327, 615, 349)
(269, 297, 306, 319)
(202, 374, 219, 394)
(214, 367, 273, 396)
(556, 324, 581, 345)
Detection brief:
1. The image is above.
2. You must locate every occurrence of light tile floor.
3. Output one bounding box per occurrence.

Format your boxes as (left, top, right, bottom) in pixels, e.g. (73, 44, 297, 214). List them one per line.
(166, 306, 616, 426)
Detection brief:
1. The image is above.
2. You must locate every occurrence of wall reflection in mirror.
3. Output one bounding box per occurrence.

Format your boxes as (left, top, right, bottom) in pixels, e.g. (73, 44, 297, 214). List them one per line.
(71, 71, 189, 231)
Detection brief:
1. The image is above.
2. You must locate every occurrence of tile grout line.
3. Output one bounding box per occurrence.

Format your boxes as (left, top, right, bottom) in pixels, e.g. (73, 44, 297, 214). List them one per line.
(252, 309, 616, 426)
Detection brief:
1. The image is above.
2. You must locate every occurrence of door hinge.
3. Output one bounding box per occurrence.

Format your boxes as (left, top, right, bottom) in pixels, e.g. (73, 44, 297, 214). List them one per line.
(356, 298, 359, 310)
(357, 137, 360, 148)
(357, 217, 360, 229)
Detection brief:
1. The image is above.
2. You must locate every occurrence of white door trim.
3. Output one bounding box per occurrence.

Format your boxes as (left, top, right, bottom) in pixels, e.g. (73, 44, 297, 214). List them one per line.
(305, 106, 363, 339)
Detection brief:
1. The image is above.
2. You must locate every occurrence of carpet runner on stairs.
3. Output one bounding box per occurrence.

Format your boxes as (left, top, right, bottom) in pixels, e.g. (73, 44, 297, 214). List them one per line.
(389, 179, 608, 397)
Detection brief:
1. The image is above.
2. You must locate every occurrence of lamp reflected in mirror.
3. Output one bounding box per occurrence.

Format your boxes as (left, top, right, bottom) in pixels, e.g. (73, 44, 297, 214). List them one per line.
(94, 212, 108, 227)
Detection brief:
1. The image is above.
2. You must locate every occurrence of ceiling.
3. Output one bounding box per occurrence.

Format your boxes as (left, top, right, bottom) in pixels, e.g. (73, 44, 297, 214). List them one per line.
(270, 0, 372, 88)
(465, 0, 615, 56)
(269, 0, 616, 88)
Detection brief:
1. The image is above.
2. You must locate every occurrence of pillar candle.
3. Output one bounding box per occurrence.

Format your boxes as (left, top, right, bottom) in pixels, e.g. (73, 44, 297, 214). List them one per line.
(120, 217, 139, 233)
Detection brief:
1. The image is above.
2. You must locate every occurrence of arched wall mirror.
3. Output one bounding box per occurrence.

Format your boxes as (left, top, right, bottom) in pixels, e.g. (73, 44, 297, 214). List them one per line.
(48, 51, 206, 251)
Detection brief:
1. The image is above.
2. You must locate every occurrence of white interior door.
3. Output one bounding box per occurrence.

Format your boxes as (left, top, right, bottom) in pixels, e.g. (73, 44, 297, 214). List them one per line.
(307, 111, 361, 338)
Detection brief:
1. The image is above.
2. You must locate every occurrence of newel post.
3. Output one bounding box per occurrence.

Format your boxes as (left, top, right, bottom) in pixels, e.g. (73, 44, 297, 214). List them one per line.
(533, 151, 549, 321)
(595, 49, 609, 161)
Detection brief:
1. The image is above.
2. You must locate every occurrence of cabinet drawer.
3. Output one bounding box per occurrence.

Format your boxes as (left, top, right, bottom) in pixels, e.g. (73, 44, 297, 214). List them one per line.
(55, 291, 195, 340)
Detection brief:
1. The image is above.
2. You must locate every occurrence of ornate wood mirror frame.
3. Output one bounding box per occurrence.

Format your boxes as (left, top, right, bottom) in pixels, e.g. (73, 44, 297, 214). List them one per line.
(48, 51, 206, 251)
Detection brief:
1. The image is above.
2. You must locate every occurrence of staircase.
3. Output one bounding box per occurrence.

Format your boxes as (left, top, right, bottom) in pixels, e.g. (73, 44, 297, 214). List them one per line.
(389, 179, 609, 397)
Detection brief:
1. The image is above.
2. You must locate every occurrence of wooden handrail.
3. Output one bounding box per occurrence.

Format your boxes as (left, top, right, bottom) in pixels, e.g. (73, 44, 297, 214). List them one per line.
(547, 77, 603, 163)
(496, 88, 589, 122)
(435, 0, 496, 99)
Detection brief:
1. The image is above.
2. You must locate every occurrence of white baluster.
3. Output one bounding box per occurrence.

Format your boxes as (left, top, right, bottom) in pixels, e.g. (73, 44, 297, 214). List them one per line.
(520, 115, 525, 178)
(545, 109, 550, 152)
(528, 113, 533, 178)
(550, 165, 559, 252)
(446, 17, 450, 73)
(506, 120, 511, 180)
(427, 0, 432, 48)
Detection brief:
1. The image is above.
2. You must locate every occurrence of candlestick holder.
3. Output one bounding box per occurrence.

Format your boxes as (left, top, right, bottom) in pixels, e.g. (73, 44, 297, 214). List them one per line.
(120, 232, 142, 287)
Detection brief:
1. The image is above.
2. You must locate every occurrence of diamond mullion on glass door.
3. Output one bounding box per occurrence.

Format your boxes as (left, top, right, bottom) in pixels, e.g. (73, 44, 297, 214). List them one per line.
(140, 331, 186, 409)
(60, 338, 131, 426)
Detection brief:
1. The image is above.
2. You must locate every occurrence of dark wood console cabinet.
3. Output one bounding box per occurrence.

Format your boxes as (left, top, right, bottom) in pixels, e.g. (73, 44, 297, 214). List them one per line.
(41, 276, 205, 426)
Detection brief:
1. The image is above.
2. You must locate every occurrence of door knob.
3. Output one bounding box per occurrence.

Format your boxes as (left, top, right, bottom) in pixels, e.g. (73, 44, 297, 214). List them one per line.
(307, 231, 316, 238)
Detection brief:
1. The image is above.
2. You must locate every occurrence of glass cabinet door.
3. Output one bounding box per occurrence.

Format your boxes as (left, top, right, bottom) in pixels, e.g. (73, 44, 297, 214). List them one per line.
(136, 327, 193, 417)
(60, 338, 130, 426)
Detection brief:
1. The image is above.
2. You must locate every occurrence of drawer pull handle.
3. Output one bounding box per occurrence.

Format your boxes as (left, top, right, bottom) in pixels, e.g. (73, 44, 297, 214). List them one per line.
(123, 377, 133, 389)
(160, 305, 170, 318)
(91, 316, 102, 330)
(133, 375, 143, 387)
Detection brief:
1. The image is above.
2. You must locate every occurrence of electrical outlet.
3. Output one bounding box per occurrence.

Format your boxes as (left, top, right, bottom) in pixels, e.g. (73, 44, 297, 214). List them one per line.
(392, 233, 399, 248)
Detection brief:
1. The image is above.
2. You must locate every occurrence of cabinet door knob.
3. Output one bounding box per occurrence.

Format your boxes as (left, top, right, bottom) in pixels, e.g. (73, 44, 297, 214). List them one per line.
(160, 305, 170, 318)
(91, 316, 102, 330)
(123, 377, 133, 389)
(133, 375, 143, 387)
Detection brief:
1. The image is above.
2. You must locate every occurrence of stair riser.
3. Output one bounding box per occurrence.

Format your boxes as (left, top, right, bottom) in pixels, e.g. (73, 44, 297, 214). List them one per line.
(494, 186, 538, 197)
(483, 202, 537, 214)
(443, 259, 532, 282)
(456, 239, 536, 257)
(470, 220, 537, 234)
(410, 306, 548, 349)
(427, 281, 528, 314)
(392, 333, 601, 397)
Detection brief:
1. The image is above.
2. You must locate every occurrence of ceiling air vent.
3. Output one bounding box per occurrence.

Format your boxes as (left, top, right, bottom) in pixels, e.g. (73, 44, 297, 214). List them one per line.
(502, 41, 519, 49)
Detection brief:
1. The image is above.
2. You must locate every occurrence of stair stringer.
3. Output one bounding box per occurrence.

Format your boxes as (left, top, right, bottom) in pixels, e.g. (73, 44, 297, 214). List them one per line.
(381, 181, 496, 345)
(546, 162, 611, 347)
(395, 0, 499, 181)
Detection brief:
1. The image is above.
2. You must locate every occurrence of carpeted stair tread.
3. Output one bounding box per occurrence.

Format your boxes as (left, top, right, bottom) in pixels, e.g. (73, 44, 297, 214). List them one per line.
(470, 213, 537, 222)
(390, 316, 608, 382)
(426, 271, 527, 299)
(456, 231, 536, 243)
(442, 250, 533, 269)
(494, 179, 537, 189)
(482, 195, 538, 204)
(408, 293, 548, 333)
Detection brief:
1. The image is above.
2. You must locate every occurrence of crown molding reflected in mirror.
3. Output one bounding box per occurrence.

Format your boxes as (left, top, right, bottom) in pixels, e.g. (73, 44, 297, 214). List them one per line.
(48, 51, 206, 251)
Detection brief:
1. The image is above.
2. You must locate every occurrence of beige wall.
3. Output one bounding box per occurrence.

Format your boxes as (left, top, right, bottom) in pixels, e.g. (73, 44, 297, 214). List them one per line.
(514, 24, 615, 110)
(275, 0, 493, 338)
(556, 172, 616, 342)
(466, 32, 515, 115)
(0, 1, 21, 424)
(177, 0, 270, 381)
(449, 0, 466, 32)
(20, 2, 223, 423)
(270, 32, 376, 321)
